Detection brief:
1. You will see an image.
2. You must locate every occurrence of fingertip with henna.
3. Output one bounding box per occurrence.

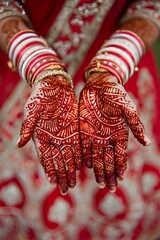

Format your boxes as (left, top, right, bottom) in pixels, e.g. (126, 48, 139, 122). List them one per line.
(60, 189, 68, 195)
(69, 179, 76, 188)
(47, 176, 57, 187)
(118, 174, 124, 181)
(76, 161, 83, 170)
(98, 182, 106, 189)
(85, 160, 93, 168)
(16, 138, 25, 148)
(109, 186, 116, 193)
(144, 135, 152, 146)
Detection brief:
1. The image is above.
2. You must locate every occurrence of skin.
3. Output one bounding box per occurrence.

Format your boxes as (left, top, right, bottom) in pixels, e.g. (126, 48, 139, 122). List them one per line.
(0, 14, 159, 193)
(79, 18, 159, 191)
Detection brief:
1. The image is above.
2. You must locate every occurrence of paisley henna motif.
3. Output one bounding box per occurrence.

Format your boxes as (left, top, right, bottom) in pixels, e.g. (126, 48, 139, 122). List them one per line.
(17, 75, 81, 194)
(79, 72, 151, 191)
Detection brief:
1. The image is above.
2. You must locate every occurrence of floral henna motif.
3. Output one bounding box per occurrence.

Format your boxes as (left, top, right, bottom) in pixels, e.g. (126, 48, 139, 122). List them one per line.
(79, 72, 151, 191)
(17, 76, 81, 194)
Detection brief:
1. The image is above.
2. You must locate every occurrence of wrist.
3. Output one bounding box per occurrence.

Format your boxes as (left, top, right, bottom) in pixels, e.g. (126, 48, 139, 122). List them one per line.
(6, 29, 73, 88)
(87, 72, 118, 85)
(33, 68, 73, 88)
(85, 29, 145, 85)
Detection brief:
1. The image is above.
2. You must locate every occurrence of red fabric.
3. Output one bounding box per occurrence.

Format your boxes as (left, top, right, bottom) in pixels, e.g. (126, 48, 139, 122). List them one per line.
(74, 0, 128, 84)
(23, 0, 66, 36)
(0, 1, 160, 240)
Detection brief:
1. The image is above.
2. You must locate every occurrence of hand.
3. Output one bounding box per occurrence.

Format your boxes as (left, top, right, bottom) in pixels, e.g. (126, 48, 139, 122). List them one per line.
(79, 72, 151, 191)
(17, 75, 82, 194)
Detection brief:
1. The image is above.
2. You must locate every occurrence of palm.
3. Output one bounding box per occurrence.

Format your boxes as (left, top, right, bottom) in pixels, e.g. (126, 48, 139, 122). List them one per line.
(79, 73, 148, 191)
(17, 76, 81, 194)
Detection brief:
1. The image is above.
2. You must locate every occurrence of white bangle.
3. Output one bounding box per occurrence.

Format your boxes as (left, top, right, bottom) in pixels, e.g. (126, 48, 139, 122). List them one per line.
(21, 48, 58, 81)
(113, 33, 143, 57)
(95, 54, 129, 82)
(8, 32, 37, 59)
(98, 47, 135, 77)
(18, 46, 45, 77)
(104, 38, 140, 65)
(12, 38, 46, 68)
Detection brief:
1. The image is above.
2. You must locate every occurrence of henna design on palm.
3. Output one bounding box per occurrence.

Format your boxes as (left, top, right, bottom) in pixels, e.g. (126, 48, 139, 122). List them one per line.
(17, 76, 82, 194)
(79, 73, 151, 191)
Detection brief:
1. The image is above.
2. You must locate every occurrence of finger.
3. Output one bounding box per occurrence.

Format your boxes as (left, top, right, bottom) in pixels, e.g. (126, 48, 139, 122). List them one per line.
(62, 146, 76, 188)
(114, 140, 128, 180)
(52, 145, 68, 195)
(72, 133, 82, 170)
(80, 133, 92, 168)
(124, 109, 151, 146)
(104, 145, 117, 191)
(38, 143, 57, 184)
(16, 114, 38, 148)
(92, 145, 105, 186)
(73, 141, 82, 170)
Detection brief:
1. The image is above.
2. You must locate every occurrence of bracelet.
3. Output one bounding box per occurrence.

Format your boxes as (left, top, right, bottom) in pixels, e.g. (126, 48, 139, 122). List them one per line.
(85, 62, 124, 84)
(95, 54, 129, 82)
(85, 30, 145, 84)
(100, 47, 135, 76)
(20, 48, 58, 81)
(7, 29, 69, 88)
(28, 60, 65, 86)
(113, 31, 145, 56)
(33, 69, 73, 88)
(8, 31, 38, 57)
(100, 41, 137, 64)
(104, 38, 140, 64)
(85, 67, 108, 79)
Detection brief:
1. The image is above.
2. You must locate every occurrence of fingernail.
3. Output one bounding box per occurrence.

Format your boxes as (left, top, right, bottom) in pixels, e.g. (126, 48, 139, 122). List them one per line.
(118, 174, 124, 181)
(98, 182, 106, 189)
(109, 186, 116, 193)
(76, 162, 82, 170)
(16, 137, 21, 147)
(144, 135, 152, 146)
(60, 190, 67, 195)
(86, 161, 92, 168)
(47, 176, 57, 186)
(69, 179, 76, 188)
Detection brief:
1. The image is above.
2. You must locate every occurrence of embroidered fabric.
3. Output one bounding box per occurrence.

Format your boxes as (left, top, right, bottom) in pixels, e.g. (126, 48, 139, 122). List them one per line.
(121, 0, 160, 32)
(0, 0, 30, 25)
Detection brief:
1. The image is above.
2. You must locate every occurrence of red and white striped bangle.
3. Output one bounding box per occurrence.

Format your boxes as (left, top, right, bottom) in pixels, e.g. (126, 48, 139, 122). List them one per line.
(14, 41, 46, 69)
(86, 30, 145, 84)
(85, 61, 125, 84)
(100, 41, 137, 65)
(95, 54, 129, 82)
(103, 38, 140, 65)
(27, 59, 65, 86)
(97, 47, 135, 76)
(25, 54, 58, 79)
(8, 30, 37, 57)
(113, 31, 145, 57)
(7, 30, 72, 87)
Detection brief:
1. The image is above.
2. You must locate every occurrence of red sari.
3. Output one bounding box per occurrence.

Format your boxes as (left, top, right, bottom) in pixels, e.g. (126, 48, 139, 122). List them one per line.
(0, 1, 160, 239)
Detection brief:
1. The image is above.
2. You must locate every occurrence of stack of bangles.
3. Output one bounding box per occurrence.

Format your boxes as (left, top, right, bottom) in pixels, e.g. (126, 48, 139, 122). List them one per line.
(7, 30, 73, 88)
(85, 30, 145, 85)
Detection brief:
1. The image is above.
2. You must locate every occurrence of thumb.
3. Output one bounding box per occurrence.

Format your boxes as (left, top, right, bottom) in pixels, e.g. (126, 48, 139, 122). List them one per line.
(16, 114, 38, 148)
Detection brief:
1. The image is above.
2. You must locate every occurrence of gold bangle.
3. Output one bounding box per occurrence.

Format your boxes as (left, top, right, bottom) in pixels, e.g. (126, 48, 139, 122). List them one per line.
(32, 69, 73, 88)
(85, 67, 108, 80)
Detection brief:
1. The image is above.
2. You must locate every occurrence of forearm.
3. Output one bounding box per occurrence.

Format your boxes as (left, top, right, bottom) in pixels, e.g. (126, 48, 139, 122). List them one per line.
(119, 18, 159, 50)
(0, 16, 29, 52)
(0, 15, 71, 88)
(85, 1, 160, 84)
(119, 0, 160, 50)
